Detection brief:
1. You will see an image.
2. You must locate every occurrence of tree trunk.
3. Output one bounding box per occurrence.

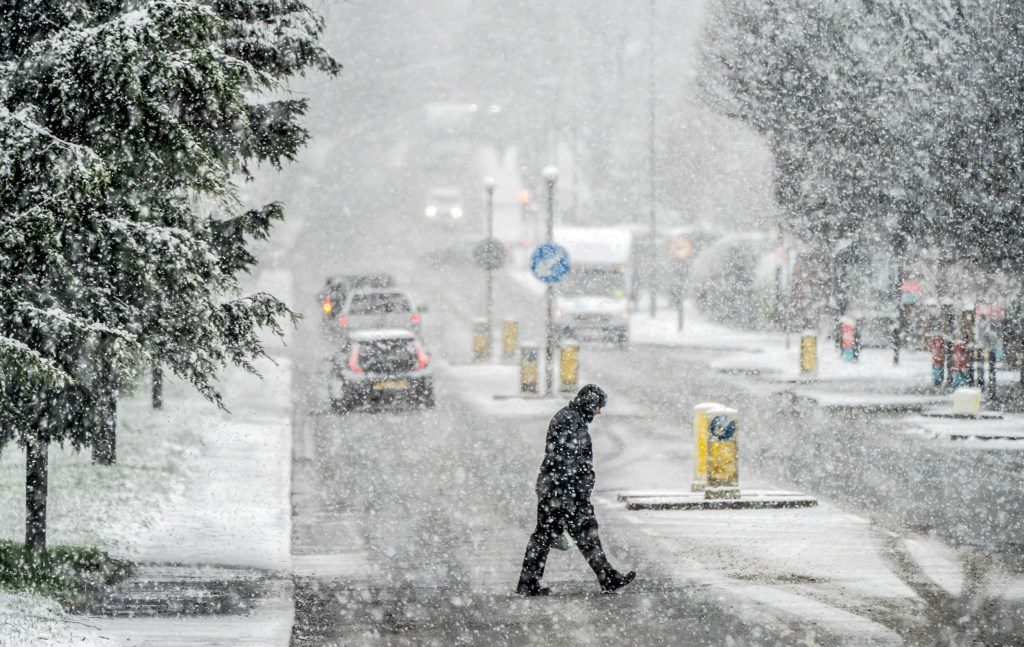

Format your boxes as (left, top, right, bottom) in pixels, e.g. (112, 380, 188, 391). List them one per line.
(25, 440, 48, 552)
(151, 362, 163, 410)
(92, 352, 118, 465)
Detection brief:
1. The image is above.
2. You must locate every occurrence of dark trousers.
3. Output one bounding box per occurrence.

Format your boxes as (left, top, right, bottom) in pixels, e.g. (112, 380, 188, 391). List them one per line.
(519, 492, 612, 584)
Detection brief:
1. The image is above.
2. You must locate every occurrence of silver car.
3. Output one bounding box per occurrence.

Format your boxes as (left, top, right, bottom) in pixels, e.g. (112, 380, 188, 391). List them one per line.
(328, 329, 434, 411)
(338, 288, 425, 337)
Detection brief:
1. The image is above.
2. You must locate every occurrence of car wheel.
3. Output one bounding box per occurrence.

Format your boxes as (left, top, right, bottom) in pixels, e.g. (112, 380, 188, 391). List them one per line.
(331, 389, 355, 413)
(417, 387, 435, 409)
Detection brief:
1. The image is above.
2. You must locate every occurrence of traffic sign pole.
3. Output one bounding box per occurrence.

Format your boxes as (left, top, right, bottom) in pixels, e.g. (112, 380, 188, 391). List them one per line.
(543, 166, 558, 396)
(485, 178, 495, 352)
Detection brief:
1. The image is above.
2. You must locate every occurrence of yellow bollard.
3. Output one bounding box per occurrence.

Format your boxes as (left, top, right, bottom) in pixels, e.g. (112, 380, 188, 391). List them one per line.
(502, 320, 519, 361)
(691, 403, 722, 492)
(705, 407, 740, 500)
(520, 343, 539, 394)
(473, 319, 491, 362)
(799, 332, 818, 376)
(559, 342, 579, 394)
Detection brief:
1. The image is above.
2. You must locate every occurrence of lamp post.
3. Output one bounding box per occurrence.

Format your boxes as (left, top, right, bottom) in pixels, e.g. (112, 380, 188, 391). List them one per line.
(543, 165, 559, 396)
(647, 0, 658, 318)
(484, 176, 496, 342)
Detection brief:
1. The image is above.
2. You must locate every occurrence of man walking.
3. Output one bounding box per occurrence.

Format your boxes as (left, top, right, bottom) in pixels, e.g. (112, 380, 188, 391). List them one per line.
(516, 384, 636, 596)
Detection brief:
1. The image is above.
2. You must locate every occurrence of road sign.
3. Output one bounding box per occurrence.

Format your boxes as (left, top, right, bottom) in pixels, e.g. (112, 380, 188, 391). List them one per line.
(669, 235, 694, 261)
(473, 238, 506, 270)
(530, 243, 571, 284)
(709, 415, 736, 441)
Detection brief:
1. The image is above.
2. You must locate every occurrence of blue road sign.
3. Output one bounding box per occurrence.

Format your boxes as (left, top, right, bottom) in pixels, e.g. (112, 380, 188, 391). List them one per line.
(530, 243, 571, 284)
(709, 415, 736, 441)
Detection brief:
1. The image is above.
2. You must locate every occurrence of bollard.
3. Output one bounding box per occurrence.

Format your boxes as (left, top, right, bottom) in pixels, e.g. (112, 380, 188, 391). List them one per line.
(520, 343, 539, 394)
(930, 335, 945, 387)
(967, 344, 977, 387)
(501, 320, 519, 361)
(799, 332, 818, 376)
(853, 319, 862, 361)
(988, 348, 997, 401)
(559, 341, 579, 394)
(974, 346, 984, 390)
(705, 406, 740, 500)
(945, 338, 954, 387)
(472, 318, 491, 362)
(691, 403, 722, 492)
(951, 341, 969, 387)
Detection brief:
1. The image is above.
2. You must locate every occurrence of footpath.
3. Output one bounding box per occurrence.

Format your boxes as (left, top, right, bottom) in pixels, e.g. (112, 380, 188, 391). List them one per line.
(0, 270, 294, 647)
(631, 301, 1024, 445)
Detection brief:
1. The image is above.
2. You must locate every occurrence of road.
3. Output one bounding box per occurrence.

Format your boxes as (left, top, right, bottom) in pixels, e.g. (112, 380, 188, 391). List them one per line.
(276, 140, 1024, 644)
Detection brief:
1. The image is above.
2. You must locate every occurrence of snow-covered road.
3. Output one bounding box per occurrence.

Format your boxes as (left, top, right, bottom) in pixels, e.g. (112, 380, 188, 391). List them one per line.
(281, 193, 1023, 643)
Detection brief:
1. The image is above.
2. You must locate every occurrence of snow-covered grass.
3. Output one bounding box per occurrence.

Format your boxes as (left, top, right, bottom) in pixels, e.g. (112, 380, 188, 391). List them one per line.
(0, 541, 131, 602)
(0, 268, 295, 644)
(0, 382, 201, 645)
(0, 381, 202, 555)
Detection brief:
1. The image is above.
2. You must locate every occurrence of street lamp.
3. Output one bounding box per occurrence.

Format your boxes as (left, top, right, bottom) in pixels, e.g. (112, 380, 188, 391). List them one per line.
(484, 176, 496, 344)
(543, 165, 559, 396)
(647, 0, 658, 318)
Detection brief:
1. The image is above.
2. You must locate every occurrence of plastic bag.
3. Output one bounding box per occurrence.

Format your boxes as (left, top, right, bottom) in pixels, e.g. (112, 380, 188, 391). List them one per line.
(552, 530, 573, 551)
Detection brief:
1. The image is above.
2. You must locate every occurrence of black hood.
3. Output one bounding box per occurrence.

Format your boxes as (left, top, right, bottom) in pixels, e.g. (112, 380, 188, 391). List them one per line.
(570, 384, 607, 422)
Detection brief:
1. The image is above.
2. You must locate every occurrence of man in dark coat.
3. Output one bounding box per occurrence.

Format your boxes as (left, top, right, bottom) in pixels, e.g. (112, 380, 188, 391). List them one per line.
(516, 384, 636, 596)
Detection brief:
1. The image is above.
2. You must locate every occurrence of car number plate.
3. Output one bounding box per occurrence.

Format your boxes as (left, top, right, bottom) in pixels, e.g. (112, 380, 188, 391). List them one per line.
(374, 379, 408, 390)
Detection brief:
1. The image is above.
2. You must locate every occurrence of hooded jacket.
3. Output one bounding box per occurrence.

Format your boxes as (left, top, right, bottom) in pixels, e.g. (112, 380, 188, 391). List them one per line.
(536, 385, 607, 501)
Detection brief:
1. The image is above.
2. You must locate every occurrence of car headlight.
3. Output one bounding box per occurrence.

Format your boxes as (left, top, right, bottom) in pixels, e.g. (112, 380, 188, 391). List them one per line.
(554, 308, 563, 318)
(451, 206, 464, 219)
(622, 310, 630, 319)
(425, 206, 437, 218)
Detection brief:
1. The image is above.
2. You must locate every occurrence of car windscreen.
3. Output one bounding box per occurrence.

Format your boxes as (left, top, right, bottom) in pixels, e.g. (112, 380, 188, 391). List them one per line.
(348, 293, 412, 315)
(558, 266, 627, 298)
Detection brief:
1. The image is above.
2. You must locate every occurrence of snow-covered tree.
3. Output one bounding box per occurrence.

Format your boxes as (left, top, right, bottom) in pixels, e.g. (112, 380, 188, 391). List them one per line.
(0, 0, 336, 551)
(699, 0, 995, 329)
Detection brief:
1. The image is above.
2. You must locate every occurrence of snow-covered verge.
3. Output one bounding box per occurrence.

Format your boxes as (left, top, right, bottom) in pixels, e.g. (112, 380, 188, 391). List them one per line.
(0, 269, 294, 645)
(631, 302, 935, 384)
(0, 591, 106, 647)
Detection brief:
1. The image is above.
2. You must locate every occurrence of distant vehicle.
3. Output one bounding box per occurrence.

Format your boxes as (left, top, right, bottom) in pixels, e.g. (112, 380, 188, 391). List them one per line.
(329, 329, 434, 411)
(338, 288, 425, 337)
(319, 274, 396, 330)
(423, 187, 465, 225)
(552, 227, 633, 348)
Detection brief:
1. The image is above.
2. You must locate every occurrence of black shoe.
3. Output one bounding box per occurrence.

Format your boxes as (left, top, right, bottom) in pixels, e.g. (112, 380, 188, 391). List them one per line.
(516, 580, 552, 597)
(600, 570, 636, 593)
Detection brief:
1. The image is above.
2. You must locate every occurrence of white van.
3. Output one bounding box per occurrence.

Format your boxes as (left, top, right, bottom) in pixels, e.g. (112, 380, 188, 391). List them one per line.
(553, 227, 633, 348)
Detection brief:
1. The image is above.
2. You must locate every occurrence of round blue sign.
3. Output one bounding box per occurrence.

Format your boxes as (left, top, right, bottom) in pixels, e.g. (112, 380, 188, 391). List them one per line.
(709, 415, 736, 441)
(530, 243, 571, 284)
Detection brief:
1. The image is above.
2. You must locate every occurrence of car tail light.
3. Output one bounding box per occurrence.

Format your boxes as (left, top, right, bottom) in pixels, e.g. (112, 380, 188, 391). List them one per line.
(347, 345, 362, 373)
(414, 343, 430, 370)
(338, 316, 349, 327)
(322, 299, 333, 314)
(411, 313, 421, 324)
